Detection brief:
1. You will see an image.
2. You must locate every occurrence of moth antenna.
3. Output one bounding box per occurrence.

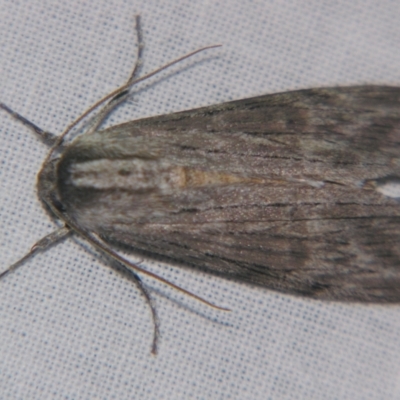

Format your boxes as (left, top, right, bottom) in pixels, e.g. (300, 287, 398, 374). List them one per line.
(0, 226, 71, 280)
(45, 39, 221, 164)
(0, 16, 143, 151)
(0, 102, 57, 147)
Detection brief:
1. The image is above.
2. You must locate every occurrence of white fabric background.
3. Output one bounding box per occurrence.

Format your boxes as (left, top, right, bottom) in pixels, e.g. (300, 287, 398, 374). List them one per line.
(1, 0, 400, 399)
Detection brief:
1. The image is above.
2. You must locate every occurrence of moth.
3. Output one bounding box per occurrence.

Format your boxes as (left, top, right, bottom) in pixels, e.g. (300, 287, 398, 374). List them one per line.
(1, 16, 400, 354)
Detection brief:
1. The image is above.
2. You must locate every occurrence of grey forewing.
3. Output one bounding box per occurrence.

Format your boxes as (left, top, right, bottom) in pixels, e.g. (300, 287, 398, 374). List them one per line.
(55, 86, 400, 302)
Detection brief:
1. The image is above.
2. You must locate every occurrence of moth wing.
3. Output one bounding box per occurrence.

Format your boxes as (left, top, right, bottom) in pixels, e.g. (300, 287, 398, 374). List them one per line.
(60, 86, 400, 302)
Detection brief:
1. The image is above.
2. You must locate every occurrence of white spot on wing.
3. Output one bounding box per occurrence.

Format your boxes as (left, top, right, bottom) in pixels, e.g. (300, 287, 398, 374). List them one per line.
(376, 178, 400, 199)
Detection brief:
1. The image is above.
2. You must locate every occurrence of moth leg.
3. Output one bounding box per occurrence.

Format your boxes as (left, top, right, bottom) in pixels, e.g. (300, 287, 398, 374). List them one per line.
(79, 15, 146, 136)
(0, 102, 57, 146)
(126, 15, 145, 85)
(75, 14, 147, 138)
(0, 226, 71, 280)
(109, 261, 160, 355)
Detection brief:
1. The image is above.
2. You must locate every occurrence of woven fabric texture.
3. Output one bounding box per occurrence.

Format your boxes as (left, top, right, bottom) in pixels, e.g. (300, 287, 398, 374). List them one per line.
(1, 1, 400, 399)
